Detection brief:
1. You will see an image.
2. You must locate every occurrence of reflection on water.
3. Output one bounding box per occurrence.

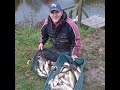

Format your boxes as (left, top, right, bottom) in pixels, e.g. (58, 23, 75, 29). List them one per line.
(15, 0, 49, 26)
(15, 0, 105, 27)
(15, 0, 75, 26)
(31, 0, 42, 12)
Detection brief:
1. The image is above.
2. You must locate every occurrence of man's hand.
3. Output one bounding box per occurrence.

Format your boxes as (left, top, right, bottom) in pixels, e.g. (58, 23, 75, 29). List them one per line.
(71, 55, 78, 61)
(38, 43, 43, 50)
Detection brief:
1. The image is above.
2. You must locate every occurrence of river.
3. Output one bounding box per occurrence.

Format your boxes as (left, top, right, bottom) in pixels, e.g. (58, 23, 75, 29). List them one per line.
(15, 0, 105, 27)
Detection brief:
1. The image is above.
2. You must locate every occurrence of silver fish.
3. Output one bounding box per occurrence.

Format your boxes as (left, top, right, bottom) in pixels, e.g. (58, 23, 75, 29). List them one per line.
(44, 60, 49, 75)
(49, 79, 54, 89)
(64, 73, 70, 79)
(39, 55, 46, 64)
(61, 66, 71, 73)
(60, 77, 70, 86)
(57, 72, 65, 78)
(69, 70, 77, 88)
(36, 68, 47, 77)
(53, 75, 59, 87)
(76, 66, 81, 73)
(52, 85, 66, 90)
(38, 60, 47, 75)
(73, 70, 80, 81)
(63, 83, 73, 90)
(64, 62, 70, 66)
(57, 79, 63, 85)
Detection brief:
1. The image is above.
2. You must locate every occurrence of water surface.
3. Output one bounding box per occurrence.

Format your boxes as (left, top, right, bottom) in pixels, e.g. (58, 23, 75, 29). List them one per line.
(15, 0, 105, 26)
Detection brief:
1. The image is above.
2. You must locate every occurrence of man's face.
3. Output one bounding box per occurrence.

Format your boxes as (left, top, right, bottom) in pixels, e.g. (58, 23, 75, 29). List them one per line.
(49, 10, 63, 24)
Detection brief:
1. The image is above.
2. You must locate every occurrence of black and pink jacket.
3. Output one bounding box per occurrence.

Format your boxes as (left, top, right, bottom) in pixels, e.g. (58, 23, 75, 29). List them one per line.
(40, 11, 81, 56)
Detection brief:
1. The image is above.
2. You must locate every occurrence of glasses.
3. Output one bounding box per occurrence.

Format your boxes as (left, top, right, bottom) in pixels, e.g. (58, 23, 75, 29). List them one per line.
(50, 10, 60, 14)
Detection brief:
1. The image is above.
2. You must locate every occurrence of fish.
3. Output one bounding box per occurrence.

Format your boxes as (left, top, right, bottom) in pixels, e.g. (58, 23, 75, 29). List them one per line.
(38, 60, 47, 75)
(36, 68, 47, 77)
(53, 75, 59, 87)
(64, 62, 70, 66)
(57, 78, 63, 85)
(37, 55, 41, 59)
(63, 83, 73, 90)
(49, 79, 54, 89)
(39, 55, 46, 63)
(76, 66, 81, 73)
(52, 85, 66, 90)
(61, 66, 71, 73)
(48, 61, 82, 90)
(73, 70, 80, 81)
(44, 60, 50, 75)
(57, 72, 65, 78)
(69, 70, 77, 88)
(64, 73, 70, 79)
(60, 77, 70, 86)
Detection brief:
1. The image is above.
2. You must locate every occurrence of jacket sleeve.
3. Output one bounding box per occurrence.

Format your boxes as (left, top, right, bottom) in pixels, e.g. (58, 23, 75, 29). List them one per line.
(69, 23, 81, 56)
(39, 25, 49, 45)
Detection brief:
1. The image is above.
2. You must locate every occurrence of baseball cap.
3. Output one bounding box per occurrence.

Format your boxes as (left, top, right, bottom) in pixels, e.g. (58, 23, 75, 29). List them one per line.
(49, 2, 62, 12)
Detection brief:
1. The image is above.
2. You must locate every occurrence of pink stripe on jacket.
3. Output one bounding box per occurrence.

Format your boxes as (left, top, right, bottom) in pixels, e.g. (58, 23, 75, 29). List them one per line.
(66, 18, 81, 56)
(40, 19, 48, 43)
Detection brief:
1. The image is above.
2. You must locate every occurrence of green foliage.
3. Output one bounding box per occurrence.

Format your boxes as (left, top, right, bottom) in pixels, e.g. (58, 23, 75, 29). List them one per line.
(78, 26, 94, 37)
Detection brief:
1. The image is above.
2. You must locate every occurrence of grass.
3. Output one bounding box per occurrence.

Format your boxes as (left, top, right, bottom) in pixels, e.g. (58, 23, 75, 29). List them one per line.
(15, 27, 46, 90)
(78, 26, 94, 38)
(15, 25, 94, 90)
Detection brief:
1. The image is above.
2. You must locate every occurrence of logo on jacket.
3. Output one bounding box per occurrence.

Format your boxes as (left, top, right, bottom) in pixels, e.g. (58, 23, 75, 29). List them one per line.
(61, 33, 67, 38)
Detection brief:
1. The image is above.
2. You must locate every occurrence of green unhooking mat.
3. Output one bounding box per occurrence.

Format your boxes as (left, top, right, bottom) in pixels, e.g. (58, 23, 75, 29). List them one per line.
(44, 54, 86, 90)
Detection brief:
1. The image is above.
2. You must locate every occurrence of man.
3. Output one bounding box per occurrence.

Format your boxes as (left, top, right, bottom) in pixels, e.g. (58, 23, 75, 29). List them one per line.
(38, 2, 81, 62)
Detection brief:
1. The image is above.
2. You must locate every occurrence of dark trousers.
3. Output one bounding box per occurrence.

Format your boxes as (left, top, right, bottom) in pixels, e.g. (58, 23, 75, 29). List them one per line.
(42, 46, 70, 62)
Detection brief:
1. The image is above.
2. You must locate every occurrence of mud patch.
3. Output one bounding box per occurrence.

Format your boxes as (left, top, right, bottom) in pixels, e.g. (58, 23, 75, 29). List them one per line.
(79, 29, 105, 90)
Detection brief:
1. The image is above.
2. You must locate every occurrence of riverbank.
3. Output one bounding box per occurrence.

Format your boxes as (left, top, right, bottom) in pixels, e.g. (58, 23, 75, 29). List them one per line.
(80, 28, 105, 90)
(15, 25, 105, 90)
